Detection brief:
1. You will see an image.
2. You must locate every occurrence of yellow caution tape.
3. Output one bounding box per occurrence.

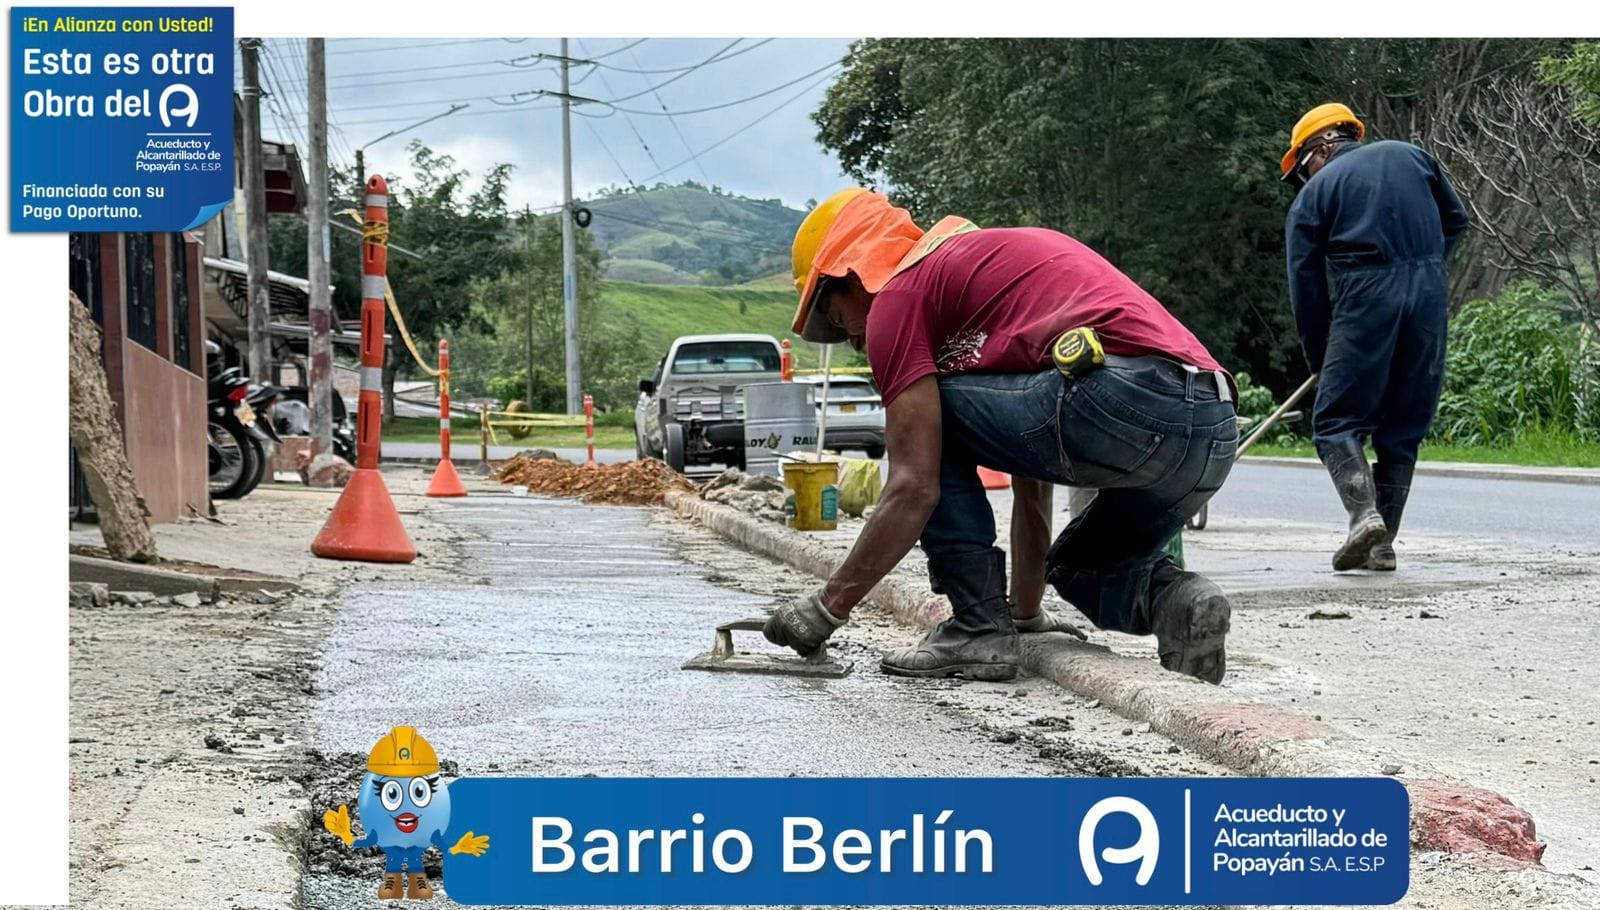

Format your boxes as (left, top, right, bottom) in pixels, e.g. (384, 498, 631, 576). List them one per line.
(344, 209, 440, 378)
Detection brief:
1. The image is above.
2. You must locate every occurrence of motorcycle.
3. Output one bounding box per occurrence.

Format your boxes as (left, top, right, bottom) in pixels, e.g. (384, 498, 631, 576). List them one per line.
(272, 389, 357, 465)
(206, 343, 278, 500)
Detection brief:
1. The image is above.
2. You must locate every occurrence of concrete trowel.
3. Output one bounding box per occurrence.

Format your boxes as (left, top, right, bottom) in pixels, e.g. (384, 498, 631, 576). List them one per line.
(682, 618, 853, 678)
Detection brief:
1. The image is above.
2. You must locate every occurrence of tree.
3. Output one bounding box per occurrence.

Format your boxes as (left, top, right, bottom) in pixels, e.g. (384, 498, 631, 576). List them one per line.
(380, 141, 517, 422)
(813, 38, 1315, 389)
(1433, 74, 1600, 328)
(1540, 42, 1600, 125)
(457, 210, 643, 410)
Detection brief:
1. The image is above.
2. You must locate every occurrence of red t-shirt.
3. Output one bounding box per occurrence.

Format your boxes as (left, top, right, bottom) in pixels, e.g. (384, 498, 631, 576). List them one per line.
(866, 227, 1227, 406)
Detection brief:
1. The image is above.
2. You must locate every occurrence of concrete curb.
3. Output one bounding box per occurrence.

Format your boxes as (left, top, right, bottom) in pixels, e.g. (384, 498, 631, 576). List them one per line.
(69, 553, 299, 599)
(1243, 455, 1600, 486)
(665, 491, 1548, 866)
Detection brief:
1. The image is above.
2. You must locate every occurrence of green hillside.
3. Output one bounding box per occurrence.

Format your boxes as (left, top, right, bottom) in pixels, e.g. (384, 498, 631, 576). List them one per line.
(584, 182, 804, 286)
(602, 280, 864, 371)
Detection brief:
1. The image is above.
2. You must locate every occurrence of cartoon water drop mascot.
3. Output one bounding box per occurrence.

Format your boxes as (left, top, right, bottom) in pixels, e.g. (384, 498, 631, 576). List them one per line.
(322, 726, 489, 900)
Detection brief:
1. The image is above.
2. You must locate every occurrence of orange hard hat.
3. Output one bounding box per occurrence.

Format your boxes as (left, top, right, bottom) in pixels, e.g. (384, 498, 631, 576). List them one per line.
(790, 190, 925, 344)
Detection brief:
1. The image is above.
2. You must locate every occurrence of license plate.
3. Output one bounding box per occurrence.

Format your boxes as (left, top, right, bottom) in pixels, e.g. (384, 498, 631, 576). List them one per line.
(840, 403, 856, 413)
(234, 403, 256, 424)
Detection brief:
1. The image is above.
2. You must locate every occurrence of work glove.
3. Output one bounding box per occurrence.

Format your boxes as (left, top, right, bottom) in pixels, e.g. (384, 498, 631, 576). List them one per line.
(1009, 599, 1088, 640)
(449, 831, 491, 857)
(763, 590, 846, 657)
(322, 805, 355, 846)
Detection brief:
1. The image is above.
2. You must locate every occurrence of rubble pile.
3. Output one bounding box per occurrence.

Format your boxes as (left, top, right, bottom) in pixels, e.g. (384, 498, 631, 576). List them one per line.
(492, 455, 695, 505)
(698, 468, 788, 523)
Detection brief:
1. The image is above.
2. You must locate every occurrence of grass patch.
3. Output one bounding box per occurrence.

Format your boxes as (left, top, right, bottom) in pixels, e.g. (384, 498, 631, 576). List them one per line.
(1245, 425, 1600, 468)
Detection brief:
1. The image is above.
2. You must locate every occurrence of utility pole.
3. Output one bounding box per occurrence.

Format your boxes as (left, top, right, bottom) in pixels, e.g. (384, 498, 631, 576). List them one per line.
(523, 206, 535, 406)
(306, 37, 333, 460)
(239, 38, 271, 382)
(560, 37, 581, 415)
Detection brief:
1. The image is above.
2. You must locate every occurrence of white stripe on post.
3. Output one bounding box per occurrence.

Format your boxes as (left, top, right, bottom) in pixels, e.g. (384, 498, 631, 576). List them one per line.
(364, 194, 388, 209)
(361, 275, 387, 299)
(360, 366, 383, 392)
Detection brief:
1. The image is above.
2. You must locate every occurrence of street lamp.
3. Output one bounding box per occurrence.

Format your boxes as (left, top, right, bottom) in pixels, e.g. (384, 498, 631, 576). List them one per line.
(353, 103, 470, 195)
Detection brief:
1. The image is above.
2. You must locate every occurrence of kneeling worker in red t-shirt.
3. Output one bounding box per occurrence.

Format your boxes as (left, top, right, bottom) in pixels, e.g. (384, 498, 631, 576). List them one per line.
(764, 189, 1239, 684)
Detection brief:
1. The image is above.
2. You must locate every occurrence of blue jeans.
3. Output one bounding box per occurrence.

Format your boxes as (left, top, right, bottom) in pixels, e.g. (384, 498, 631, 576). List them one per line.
(921, 360, 1237, 635)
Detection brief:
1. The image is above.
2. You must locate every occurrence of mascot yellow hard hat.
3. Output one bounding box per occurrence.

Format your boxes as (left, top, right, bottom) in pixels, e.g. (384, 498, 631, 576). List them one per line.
(1280, 103, 1366, 175)
(367, 726, 440, 777)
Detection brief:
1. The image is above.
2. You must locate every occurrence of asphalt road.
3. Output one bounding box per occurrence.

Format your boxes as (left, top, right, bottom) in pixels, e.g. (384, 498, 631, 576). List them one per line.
(1209, 462, 1600, 556)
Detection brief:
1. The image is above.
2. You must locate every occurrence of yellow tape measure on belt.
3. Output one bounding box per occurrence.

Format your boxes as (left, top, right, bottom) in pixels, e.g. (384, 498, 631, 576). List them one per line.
(1051, 327, 1105, 378)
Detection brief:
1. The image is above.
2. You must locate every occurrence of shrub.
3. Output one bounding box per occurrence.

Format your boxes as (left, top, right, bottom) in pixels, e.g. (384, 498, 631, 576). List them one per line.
(1433, 282, 1576, 446)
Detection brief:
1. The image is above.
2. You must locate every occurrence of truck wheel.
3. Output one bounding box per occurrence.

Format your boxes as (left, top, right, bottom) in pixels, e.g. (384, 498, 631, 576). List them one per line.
(664, 423, 686, 473)
(1187, 503, 1209, 531)
(865, 444, 886, 460)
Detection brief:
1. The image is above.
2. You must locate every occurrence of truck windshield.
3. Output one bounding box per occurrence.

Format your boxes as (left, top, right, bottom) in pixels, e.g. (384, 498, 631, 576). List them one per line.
(670, 342, 781, 374)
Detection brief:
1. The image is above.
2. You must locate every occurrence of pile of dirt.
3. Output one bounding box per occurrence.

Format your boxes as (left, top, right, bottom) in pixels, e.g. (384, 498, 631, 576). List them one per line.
(699, 468, 788, 523)
(492, 455, 695, 505)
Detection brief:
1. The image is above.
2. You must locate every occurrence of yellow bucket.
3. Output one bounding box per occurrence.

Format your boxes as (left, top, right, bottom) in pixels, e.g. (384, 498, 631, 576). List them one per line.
(782, 461, 840, 531)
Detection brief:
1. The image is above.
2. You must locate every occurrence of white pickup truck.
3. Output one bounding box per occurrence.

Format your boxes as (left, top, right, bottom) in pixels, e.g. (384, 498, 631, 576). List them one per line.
(633, 333, 784, 472)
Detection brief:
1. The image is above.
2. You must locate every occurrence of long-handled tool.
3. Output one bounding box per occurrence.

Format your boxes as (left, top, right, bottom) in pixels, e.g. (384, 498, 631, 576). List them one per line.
(1187, 372, 1318, 531)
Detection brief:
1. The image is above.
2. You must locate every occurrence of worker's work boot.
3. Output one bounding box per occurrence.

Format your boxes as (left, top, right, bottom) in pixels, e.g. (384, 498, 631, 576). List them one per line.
(881, 549, 1018, 680)
(377, 873, 404, 901)
(1148, 563, 1231, 684)
(1320, 439, 1389, 571)
(1367, 463, 1415, 571)
(407, 873, 434, 900)
(763, 590, 846, 657)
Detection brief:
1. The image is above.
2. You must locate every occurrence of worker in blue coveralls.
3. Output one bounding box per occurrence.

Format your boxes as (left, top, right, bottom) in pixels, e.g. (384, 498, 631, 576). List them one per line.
(1279, 103, 1471, 573)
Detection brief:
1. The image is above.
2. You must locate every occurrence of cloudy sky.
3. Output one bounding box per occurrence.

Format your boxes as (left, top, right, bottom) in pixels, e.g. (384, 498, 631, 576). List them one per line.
(246, 37, 859, 214)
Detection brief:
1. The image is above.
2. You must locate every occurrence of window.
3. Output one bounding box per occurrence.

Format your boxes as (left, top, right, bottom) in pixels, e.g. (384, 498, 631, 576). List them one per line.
(669, 341, 781, 375)
(68, 233, 103, 326)
(170, 233, 191, 369)
(123, 233, 158, 350)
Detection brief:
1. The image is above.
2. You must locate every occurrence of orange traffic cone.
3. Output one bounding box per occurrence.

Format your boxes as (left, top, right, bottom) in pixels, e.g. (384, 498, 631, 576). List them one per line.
(311, 468, 417, 562)
(310, 175, 415, 564)
(977, 467, 1011, 490)
(426, 458, 467, 498)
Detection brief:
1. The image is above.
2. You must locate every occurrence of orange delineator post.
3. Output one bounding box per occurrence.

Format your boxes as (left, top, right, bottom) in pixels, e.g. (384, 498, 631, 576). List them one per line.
(780, 339, 793, 381)
(311, 176, 417, 563)
(426, 339, 467, 497)
(583, 394, 596, 467)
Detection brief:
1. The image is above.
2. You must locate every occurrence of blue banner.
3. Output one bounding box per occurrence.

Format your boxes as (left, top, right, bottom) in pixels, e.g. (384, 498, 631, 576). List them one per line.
(434, 777, 1409, 905)
(9, 7, 233, 231)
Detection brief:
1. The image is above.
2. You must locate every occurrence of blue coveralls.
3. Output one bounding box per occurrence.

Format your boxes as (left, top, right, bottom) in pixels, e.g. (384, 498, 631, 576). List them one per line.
(1285, 140, 1470, 467)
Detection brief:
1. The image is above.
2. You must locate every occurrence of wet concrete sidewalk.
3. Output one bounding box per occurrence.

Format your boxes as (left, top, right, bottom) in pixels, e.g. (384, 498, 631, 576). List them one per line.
(307, 492, 1231, 909)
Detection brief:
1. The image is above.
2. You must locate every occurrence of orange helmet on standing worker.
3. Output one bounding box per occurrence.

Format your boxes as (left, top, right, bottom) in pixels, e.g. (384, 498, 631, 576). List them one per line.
(1280, 103, 1366, 176)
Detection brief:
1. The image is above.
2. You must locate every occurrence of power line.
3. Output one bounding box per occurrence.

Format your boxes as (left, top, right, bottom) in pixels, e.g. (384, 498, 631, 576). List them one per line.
(592, 38, 773, 75)
(589, 39, 742, 105)
(328, 54, 547, 82)
(329, 63, 556, 93)
(326, 87, 548, 114)
(330, 38, 526, 56)
(586, 38, 648, 60)
(633, 68, 839, 185)
(617, 42, 744, 235)
(584, 59, 842, 118)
